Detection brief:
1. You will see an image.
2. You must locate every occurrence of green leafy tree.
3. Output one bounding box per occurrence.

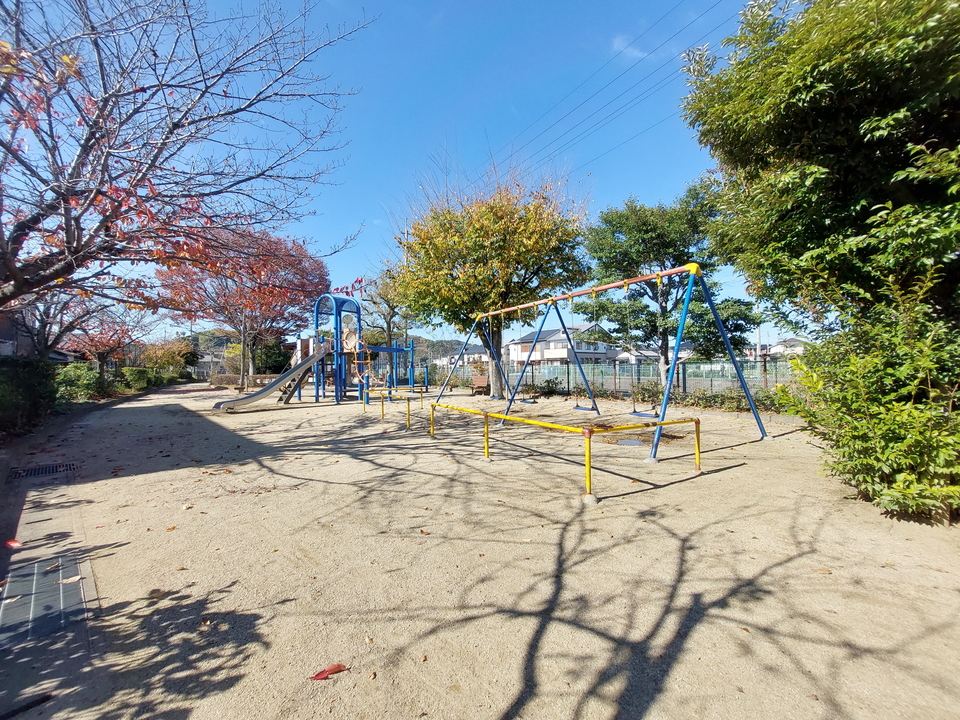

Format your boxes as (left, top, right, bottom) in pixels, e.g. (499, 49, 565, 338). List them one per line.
(682, 0, 960, 517)
(576, 180, 761, 384)
(393, 175, 589, 396)
(682, 0, 960, 327)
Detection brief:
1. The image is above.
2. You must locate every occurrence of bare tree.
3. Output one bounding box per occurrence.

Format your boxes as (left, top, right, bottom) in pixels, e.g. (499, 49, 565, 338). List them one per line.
(0, 0, 370, 307)
(363, 273, 414, 347)
(5, 290, 109, 357)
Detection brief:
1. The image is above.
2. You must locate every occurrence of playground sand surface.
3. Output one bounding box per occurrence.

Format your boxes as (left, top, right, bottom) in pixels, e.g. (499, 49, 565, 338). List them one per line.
(1, 384, 958, 719)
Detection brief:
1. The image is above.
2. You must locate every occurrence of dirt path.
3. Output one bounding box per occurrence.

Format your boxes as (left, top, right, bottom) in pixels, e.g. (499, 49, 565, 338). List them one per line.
(2, 384, 958, 719)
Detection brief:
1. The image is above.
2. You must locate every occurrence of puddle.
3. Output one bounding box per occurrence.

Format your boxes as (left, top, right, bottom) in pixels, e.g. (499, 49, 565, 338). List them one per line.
(617, 439, 644, 446)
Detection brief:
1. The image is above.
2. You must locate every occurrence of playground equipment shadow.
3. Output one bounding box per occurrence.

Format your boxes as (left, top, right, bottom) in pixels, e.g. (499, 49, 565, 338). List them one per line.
(1, 385, 958, 720)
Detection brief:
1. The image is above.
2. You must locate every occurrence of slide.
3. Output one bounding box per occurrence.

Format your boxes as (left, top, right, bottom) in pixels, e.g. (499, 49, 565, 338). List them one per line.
(213, 342, 331, 412)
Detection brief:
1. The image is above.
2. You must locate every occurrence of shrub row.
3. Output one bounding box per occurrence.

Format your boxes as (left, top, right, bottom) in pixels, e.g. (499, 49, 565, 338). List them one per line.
(0, 357, 57, 436)
(54, 364, 190, 405)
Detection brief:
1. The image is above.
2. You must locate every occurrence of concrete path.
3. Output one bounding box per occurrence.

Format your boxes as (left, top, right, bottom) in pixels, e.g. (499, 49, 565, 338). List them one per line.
(0, 384, 957, 719)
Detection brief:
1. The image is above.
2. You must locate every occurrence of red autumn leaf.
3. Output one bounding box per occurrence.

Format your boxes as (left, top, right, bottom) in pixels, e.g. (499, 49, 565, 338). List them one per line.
(309, 663, 349, 680)
(5, 539, 23, 549)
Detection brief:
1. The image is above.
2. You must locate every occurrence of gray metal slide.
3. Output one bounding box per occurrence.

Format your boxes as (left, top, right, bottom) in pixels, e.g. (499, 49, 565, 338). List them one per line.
(213, 342, 331, 412)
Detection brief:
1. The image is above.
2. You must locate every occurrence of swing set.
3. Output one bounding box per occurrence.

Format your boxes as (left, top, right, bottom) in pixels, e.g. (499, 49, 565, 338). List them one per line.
(435, 263, 768, 462)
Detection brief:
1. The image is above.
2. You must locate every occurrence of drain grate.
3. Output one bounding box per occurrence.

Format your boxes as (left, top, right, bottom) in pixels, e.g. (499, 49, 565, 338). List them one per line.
(7, 463, 80, 480)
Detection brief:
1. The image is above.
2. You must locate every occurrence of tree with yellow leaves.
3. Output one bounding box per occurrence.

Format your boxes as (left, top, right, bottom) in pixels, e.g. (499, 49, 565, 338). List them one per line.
(392, 175, 588, 397)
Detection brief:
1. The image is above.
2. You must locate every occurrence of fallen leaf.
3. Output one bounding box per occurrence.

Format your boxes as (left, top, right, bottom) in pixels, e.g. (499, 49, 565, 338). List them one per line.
(813, 568, 832, 575)
(420, 655, 427, 662)
(740, 627, 750, 633)
(309, 663, 349, 680)
(45, 561, 62, 571)
(176, 566, 188, 571)
(369, 671, 377, 680)
(4, 539, 22, 549)
(419, 529, 430, 536)
(365, 636, 373, 644)
(166, 526, 176, 532)
(59, 575, 82, 584)
(224, 469, 233, 474)
(3, 595, 22, 604)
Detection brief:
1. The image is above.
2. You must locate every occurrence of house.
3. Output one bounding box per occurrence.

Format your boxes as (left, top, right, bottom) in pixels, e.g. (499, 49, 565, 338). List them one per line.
(503, 324, 620, 366)
(768, 338, 806, 357)
(438, 344, 490, 368)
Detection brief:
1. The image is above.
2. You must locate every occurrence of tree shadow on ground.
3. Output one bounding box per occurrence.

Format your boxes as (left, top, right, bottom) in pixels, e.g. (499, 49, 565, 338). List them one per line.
(0, 581, 269, 719)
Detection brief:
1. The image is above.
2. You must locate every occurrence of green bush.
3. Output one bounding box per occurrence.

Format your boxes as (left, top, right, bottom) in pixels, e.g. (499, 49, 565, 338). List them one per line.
(55, 362, 102, 403)
(177, 369, 194, 380)
(630, 381, 790, 414)
(786, 297, 960, 517)
(162, 373, 180, 385)
(121, 367, 153, 391)
(0, 357, 57, 435)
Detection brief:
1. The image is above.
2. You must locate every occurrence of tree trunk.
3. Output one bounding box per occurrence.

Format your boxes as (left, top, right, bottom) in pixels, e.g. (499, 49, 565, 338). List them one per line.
(478, 320, 505, 397)
(96, 351, 108, 381)
(658, 329, 671, 387)
(239, 319, 248, 390)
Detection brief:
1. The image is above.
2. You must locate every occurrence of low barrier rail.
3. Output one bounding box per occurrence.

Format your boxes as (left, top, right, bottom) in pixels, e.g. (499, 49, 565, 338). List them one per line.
(364, 387, 431, 428)
(429, 403, 701, 501)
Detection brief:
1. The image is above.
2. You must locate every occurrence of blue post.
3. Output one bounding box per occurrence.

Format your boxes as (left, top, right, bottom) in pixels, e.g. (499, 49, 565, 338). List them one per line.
(649, 272, 697, 461)
(480, 320, 510, 398)
(435, 320, 479, 403)
(555, 306, 599, 414)
(408, 339, 415, 388)
(502, 307, 554, 420)
(697, 275, 768, 439)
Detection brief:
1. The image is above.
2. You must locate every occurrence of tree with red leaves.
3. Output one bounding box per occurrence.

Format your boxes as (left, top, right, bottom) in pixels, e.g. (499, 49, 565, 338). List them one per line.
(156, 231, 329, 387)
(0, 0, 367, 308)
(66, 305, 160, 383)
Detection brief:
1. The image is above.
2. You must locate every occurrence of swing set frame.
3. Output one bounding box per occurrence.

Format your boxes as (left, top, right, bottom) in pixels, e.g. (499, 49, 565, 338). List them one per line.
(435, 262, 768, 460)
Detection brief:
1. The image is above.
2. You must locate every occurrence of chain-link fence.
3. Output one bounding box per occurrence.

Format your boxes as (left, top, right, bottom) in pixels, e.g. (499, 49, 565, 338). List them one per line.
(440, 359, 796, 395)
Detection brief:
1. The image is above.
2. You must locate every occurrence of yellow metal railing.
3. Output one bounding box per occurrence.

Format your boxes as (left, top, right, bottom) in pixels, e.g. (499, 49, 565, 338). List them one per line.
(364, 387, 430, 428)
(429, 403, 701, 498)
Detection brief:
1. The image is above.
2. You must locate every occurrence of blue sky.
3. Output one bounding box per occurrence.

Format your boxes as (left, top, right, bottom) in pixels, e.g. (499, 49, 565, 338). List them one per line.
(260, 0, 781, 344)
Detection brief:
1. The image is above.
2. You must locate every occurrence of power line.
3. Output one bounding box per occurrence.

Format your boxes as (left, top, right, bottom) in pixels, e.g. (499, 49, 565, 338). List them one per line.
(526, 8, 742, 177)
(494, 0, 728, 175)
(477, 0, 693, 176)
(572, 111, 681, 174)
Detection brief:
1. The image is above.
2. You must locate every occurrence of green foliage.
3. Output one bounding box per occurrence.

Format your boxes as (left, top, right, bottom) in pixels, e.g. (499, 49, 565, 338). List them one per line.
(784, 291, 960, 515)
(578, 178, 760, 375)
(570, 383, 622, 401)
(121, 367, 153, 391)
(55, 362, 103, 402)
(683, 0, 960, 519)
(393, 176, 589, 399)
(257, 339, 292, 374)
(0, 357, 57, 435)
(631, 380, 789, 414)
(395, 179, 588, 335)
(683, 0, 960, 327)
(536, 377, 564, 397)
(520, 377, 565, 397)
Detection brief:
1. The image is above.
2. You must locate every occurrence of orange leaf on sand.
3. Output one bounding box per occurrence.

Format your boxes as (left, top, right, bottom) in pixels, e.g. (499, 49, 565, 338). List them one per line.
(4, 539, 22, 549)
(309, 663, 349, 680)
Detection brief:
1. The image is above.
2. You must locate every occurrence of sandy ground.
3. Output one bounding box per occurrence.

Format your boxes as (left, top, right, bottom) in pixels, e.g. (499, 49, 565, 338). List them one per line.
(1, 383, 958, 720)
